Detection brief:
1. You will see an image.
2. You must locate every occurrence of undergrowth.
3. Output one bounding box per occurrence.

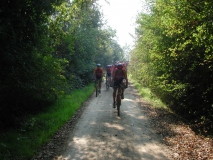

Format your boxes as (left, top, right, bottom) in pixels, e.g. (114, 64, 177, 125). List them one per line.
(128, 75, 168, 110)
(0, 84, 94, 160)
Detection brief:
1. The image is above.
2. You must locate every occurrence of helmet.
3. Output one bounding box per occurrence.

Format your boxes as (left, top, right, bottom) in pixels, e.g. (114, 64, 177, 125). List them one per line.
(117, 63, 123, 69)
(97, 63, 101, 67)
(107, 65, 112, 68)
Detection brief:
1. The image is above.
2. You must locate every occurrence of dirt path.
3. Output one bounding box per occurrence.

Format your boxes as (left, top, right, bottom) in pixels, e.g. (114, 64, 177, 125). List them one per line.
(52, 83, 172, 160)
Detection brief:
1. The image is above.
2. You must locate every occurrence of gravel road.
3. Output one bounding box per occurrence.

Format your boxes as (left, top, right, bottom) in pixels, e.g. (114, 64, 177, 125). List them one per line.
(52, 82, 172, 160)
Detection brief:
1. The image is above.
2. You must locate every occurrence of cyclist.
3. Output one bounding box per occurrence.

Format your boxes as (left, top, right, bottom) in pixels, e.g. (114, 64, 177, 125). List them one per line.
(112, 63, 128, 108)
(105, 65, 112, 85)
(93, 64, 103, 93)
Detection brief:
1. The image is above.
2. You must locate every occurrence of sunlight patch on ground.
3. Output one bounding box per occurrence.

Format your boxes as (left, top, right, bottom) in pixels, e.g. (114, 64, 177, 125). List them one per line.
(90, 121, 97, 125)
(104, 122, 125, 130)
(123, 98, 134, 102)
(72, 137, 88, 145)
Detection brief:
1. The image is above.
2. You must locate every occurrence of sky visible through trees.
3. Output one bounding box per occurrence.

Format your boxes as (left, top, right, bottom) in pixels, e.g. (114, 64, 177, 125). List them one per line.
(98, 0, 148, 48)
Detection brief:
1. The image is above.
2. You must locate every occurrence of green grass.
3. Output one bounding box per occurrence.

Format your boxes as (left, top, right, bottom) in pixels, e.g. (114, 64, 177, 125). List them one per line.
(0, 84, 95, 160)
(128, 75, 168, 110)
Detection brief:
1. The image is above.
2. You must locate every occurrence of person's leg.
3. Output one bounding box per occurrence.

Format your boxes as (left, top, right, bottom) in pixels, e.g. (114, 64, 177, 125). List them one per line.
(105, 74, 107, 83)
(95, 77, 98, 87)
(119, 80, 125, 99)
(113, 80, 118, 107)
(99, 80, 102, 88)
(110, 76, 114, 87)
(121, 88, 124, 99)
(106, 74, 108, 84)
(99, 78, 102, 93)
(109, 74, 112, 84)
(113, 87, 117, 108)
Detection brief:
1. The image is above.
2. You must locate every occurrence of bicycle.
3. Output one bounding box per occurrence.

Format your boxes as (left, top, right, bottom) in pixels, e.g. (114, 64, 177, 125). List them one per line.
(115, 80, 126, 116)
(94, 79, 101, 97)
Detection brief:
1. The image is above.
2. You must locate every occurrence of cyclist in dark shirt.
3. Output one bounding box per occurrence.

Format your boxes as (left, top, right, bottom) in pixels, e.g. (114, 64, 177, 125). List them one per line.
(112, 63, 128, 108)
(93, 63, 103, 93)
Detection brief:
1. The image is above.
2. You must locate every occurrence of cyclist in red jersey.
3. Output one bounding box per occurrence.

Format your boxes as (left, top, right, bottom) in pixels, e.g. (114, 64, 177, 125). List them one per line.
(112, 63, 128, 108)
(93, 64, 103, 93)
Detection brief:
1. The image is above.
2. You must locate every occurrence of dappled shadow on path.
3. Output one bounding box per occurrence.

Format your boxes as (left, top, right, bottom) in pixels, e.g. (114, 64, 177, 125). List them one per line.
(52, 82, 172, 160)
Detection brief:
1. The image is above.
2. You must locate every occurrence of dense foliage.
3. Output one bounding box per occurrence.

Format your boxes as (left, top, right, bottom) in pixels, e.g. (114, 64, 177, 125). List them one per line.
(0, 0, 124, 128)
(129, 0, 213, 133)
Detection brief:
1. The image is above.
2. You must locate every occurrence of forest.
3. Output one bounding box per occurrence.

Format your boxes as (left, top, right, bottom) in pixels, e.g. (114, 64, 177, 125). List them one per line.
(129, 0, 213, 134)
(1, 0, 213, 136)
(0, 0, 125, 129)
(1, 0, 213, 159)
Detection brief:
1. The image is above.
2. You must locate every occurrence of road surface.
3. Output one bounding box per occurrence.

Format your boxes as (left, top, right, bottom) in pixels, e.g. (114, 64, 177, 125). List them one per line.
(54, 82, 172, 160)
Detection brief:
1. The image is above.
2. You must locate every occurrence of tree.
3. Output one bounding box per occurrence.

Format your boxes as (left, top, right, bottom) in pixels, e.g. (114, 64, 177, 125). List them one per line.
(0, 0, 68, 127)
(130, 0, 213, 132)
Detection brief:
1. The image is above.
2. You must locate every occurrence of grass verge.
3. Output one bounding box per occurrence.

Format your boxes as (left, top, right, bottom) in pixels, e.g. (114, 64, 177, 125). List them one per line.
(128, 75, 168, 110)
(0, 84, 94, 160)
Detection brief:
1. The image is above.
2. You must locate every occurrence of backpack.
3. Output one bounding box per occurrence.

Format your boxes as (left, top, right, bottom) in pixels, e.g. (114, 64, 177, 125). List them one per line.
(95, 68, 103, 77)
(114, 69, 125, 80)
